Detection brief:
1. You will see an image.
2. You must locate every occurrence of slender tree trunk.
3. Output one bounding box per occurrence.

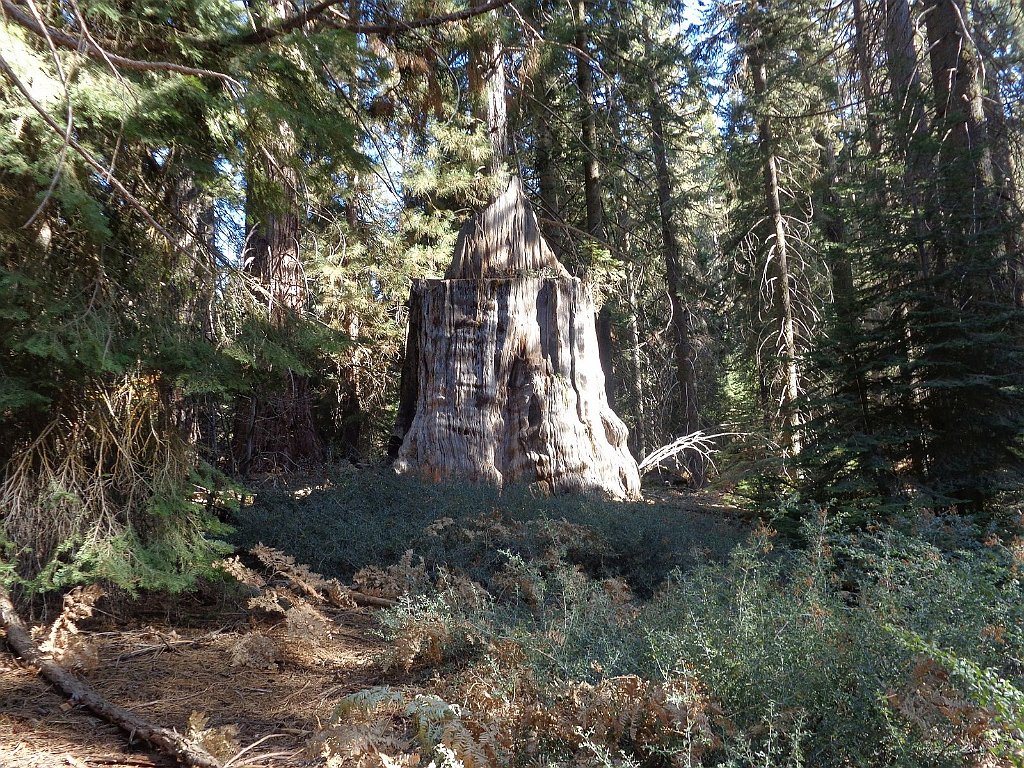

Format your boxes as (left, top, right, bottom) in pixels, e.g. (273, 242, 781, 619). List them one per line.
(977, 25, 1024, 307)
(922, 0, 998, 265)
(650, 82, 704, 483)
(468, 1, 508, 177)
(233, 123, 322, 472)
(624, 257, 648, 459)
(882, 0, 934, 280)
(877, 0, 932, 478)
(335, 175, 365, 460)
(573, 0, 616, 406)
(747, 24, 802, 456)
(534, 68, 564, 258)
(575, 0, 603, 241)
(852, 0, 883, 156)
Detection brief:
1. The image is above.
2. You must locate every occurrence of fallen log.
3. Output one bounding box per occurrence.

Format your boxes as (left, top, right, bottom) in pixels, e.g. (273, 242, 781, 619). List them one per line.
(0, 586, 223, 768)
(347, 590, 396, 609)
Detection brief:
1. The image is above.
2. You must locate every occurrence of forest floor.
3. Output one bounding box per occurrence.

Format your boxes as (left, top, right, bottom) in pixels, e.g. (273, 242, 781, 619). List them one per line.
(0, 589, 386, 767)
(0, 482, 747, 768)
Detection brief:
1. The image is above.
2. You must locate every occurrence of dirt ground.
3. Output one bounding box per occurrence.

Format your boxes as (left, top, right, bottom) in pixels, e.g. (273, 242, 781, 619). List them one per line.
(0, 590, 387, 767)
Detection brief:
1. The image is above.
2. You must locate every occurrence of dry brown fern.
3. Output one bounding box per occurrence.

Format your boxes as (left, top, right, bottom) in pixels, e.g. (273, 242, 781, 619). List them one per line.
(228, 633, 280, 671)
(251, 544, 358, 609)
(889, 656, 996, 751)
(39, 584, 104, 672)
(353, 550, 430, 601)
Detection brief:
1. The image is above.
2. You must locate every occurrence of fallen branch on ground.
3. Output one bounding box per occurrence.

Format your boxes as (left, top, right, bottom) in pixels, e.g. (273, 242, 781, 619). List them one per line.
(114, 631, 224, 663)
(347, 590, 397, 608)
(638, 431, 741, 476)
(250, 545, 397, 609)
(0, 585, 224, 768)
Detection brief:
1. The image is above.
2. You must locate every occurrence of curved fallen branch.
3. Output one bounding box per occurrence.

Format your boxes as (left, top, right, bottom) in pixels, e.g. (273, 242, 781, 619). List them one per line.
(638, 431, 740, 476)
(0, 585, 223, 768)
(347, 590, 397, 608)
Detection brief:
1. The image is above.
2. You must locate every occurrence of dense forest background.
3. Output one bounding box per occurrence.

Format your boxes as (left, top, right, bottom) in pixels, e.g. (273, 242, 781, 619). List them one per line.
(3, 0, 1022, 585)
(3, 0, 1024, 764)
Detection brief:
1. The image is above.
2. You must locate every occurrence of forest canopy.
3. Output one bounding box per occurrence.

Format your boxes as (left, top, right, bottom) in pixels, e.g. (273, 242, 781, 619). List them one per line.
(2, 0, 1024, 764)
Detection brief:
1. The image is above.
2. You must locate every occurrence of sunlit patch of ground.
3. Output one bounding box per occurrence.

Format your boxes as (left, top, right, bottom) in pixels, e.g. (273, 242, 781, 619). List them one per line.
(0, 592, 385, 768)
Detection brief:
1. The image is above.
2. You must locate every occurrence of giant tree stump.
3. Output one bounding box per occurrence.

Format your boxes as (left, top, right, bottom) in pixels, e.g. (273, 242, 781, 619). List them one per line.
(392, 178, 641, 500)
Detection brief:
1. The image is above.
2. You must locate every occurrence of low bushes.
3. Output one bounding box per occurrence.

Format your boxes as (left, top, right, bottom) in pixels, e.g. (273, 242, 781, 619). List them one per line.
(232, 469, 743, 594)
(324, 516, 1024, 766)
(235, 473, 1024, 765)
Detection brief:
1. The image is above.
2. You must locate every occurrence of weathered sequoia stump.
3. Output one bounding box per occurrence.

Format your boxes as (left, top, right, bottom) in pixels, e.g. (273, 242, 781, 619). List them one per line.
(392, 178, 641, 500)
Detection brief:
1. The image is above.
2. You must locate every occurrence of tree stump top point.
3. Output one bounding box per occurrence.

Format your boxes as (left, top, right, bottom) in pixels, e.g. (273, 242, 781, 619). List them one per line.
(445, 176, 571, 280)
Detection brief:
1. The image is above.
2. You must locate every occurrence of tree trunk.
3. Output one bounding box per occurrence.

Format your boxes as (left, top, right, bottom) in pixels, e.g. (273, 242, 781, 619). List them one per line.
(624, 258, 648, 459)
(747, 22, 802, 456)
(882, 0, 934, 280)
(852, 0, 883, 156)
(922, 0, 998, 263)
(233, 123, 322, 473)
(575, 0, 603, 242)
(878, 0, 932, 477)
(650, 81, 705, 484)
(573, 0, 617, 407)
(0, 587, 222, 768)
(534, 67, 564, 258)
(393, 274, 641, 499)
(977, 25, 1024, 307)
(394, 179, 640, 499)
(393, 16, 639, 499)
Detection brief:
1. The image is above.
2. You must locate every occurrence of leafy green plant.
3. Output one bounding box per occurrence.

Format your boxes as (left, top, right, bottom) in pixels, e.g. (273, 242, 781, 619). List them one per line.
(312, 504, 1024, 766)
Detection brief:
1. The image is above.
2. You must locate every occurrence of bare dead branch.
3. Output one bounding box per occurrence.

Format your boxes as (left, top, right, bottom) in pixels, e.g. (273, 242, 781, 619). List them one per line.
(233, 0, 515, 44)
(0, 585, 224, 768)
(638, 431, 739, 475)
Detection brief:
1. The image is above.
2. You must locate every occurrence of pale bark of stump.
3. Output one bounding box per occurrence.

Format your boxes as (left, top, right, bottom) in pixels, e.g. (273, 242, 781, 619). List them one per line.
(445, 177, 569, 280)
(395, 26, 640, 501)
(393, 274, 641, 500)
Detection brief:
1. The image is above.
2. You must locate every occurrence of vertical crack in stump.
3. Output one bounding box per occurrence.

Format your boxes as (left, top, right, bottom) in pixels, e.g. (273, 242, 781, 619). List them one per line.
(393, 178, 641, 500)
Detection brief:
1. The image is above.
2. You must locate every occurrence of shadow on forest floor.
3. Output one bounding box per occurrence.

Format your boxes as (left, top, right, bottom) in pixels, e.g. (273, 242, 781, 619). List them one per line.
(0, 588, 385, 767)
(232, 468, 751, 598)
(1, 468, 750, 767)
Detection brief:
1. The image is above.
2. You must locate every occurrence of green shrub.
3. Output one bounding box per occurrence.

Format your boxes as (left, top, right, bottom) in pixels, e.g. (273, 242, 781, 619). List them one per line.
(241, 471, 1024, 765)
(321, 509, 1024, 767)
(232, 469, 744, 593)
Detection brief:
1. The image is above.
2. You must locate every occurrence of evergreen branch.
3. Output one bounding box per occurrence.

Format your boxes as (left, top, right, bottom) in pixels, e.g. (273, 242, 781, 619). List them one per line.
(18, 0, 72, 229)
(0, 0, 240, 86)
(0, 51, 176, 244)
(232, 0, 515, 45)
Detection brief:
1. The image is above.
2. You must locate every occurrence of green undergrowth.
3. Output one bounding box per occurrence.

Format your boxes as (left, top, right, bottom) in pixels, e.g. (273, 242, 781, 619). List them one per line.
(231, 469, 744, 595)
(233, 470, 1024, 766)
(322, 515, 1024, 767)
